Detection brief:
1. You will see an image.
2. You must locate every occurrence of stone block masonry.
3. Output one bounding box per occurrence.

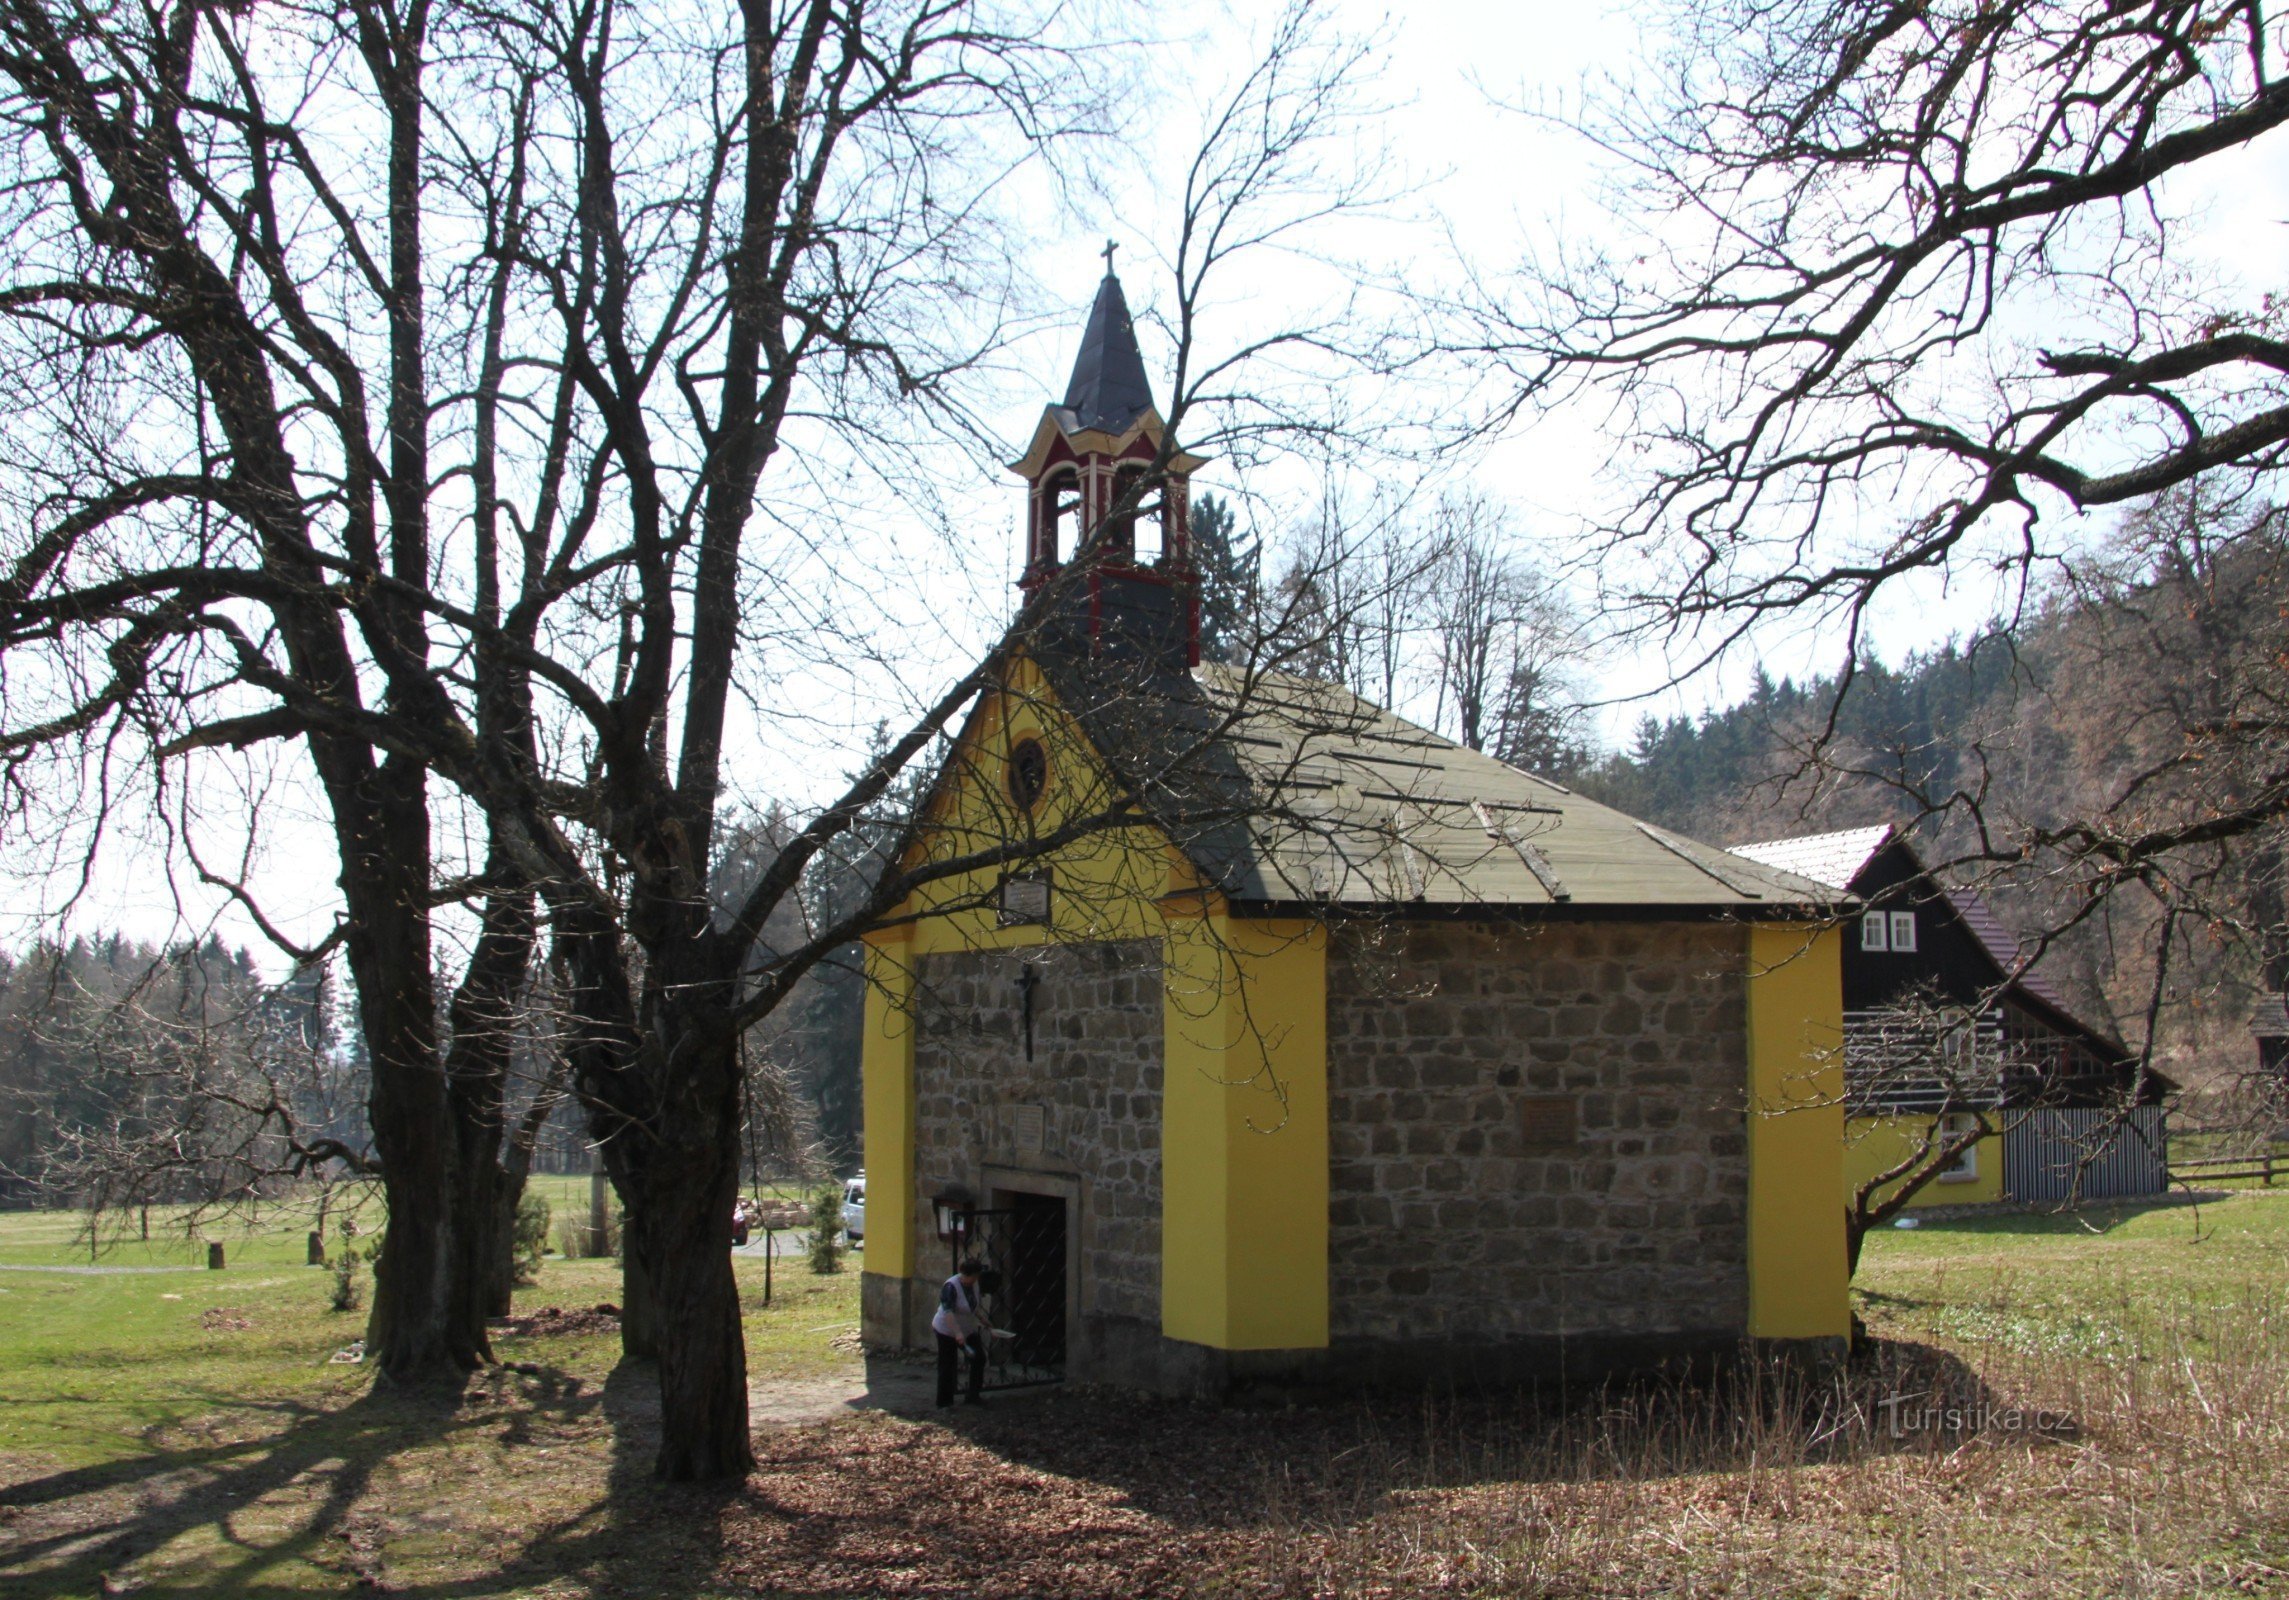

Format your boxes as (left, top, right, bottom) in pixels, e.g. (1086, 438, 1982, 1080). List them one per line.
(1326, 919, 1751, 1349)
(909, 939, 1164, 1341)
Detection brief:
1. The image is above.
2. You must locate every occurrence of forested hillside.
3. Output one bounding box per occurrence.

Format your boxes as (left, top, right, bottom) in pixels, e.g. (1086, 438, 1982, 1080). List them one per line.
(1568, 491, 2289, 1086)
(1571, 643, 2022, 848)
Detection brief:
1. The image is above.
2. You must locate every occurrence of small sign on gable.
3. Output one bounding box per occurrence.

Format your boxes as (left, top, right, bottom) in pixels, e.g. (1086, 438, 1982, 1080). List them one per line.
(1000, 872, 1051, 926)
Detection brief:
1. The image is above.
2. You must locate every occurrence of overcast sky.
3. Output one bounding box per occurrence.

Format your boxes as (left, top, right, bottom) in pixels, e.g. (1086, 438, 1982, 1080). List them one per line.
(17, 0, 2289, 962)
(950, 0, 2289, 719)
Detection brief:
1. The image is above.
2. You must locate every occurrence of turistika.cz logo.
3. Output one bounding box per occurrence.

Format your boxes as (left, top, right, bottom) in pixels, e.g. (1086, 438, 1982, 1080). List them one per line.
(1875, 1392, 2074, 1438)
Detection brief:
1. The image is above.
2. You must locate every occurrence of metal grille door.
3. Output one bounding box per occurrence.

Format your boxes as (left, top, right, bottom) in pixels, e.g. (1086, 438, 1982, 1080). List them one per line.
(950, 1198, 1066, 1390)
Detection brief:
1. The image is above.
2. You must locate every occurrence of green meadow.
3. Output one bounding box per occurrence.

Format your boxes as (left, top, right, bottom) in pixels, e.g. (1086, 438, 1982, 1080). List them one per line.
(0, 1189, 2283, 1597)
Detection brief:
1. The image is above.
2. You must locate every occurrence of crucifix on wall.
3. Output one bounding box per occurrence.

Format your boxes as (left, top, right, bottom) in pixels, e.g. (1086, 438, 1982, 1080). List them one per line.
(1017, 964, 1042, 1062)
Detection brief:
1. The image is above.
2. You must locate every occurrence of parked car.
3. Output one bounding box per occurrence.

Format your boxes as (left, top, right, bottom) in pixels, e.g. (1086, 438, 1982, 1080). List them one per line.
(842, 1174, 865, 1246)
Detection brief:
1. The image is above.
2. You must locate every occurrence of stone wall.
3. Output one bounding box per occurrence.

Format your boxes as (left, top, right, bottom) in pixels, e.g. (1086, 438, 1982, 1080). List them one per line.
(1325, 919, 1750, 1355)
(906, 939, 1164, 1364)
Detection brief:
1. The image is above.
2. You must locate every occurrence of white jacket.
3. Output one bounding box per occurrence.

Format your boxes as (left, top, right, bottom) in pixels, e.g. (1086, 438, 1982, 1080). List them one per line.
(931, 1274, 982, 1339)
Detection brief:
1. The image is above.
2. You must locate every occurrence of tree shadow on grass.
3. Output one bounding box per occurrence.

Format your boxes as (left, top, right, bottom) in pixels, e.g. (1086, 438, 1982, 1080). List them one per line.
(0, 1364, 609, 1599)
(1906, 1191, 2228, 1238)
(0, 1380, 484, 1596)
(1855, 1287, 1935, 1311)
(4, 1339, 2055, 1599)
(435, 1358, 744, 1600)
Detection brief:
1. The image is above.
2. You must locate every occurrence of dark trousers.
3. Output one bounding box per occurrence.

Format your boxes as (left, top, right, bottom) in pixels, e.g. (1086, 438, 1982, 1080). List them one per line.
(936, 1331, 983, 1405)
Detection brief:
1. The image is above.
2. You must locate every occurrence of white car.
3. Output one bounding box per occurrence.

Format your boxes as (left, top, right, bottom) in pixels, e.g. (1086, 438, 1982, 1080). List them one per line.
(841, 1174, 865, 1246)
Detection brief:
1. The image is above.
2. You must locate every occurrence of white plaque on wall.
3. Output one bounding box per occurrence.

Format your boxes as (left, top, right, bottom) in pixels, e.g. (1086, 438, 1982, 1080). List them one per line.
(999, 874, 1050, 925)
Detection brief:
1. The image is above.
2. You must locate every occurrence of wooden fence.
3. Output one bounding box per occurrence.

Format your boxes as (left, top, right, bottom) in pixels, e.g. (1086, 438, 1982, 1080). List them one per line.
(2169, 1152, 2285, 1187)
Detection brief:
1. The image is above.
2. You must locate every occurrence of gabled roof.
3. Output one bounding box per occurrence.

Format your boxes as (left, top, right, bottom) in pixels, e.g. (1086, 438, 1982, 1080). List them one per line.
(1730, 825, 1894, 894)
(1938, 889, 2072, 1015)
(1033, 654, 1840, 912)
(1059, 272, 1155, 434)
(1734, 822, 2097, 1038)
(2250, 996, 2289, 1038)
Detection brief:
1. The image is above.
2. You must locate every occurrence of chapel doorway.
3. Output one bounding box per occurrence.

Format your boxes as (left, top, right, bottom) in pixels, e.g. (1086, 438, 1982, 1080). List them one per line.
(953, 1192, 1067, 1389)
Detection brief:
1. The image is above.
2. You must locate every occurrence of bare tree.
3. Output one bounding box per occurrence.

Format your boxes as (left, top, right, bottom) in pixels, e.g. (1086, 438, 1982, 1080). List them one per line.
(0, 937, 372, 1237)
(0, 0, 509, 1376)
(1488, 0, 2289, 1112)
(1832, 990, 2014, 1274)
(0, 0, 1092, 1436)
(1262, 488, 1593, 771)
(0, 0, 1413, 1479)
(1422, 493, 1588, 767)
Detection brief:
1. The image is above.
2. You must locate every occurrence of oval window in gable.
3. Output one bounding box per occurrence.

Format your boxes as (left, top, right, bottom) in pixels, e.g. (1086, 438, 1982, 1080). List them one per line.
(1008, 737, 1049, 811)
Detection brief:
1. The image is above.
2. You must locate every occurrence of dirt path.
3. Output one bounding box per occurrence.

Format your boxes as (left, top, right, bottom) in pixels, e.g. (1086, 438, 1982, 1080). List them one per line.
(748, 1352, 933, 1426)
(747, 1352, 1061, 1427)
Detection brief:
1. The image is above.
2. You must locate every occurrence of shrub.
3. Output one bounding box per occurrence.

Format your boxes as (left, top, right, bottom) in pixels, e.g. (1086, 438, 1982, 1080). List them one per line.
(808, 1184, 844, 1275)
(512, 1190, 551, 1285)
(550, 1200, 620, 1260)
(328, 1242, 373, 1312)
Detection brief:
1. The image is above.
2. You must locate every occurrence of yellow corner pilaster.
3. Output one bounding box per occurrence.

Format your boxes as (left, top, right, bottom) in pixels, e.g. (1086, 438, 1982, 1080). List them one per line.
(860, 931, 918, 1283)
(1744, 923, 1851, 1341)
(1160, 911, 1328, 1351)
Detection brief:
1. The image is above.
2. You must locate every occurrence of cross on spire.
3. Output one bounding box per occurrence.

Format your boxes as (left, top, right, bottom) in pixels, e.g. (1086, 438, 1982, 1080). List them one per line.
(1060, 263, 1152, 431)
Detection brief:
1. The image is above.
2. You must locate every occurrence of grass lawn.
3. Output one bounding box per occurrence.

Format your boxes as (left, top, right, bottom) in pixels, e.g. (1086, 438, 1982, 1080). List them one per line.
(1858, 1186, 2289, 1355)
(0, 1190, 2283, 1597)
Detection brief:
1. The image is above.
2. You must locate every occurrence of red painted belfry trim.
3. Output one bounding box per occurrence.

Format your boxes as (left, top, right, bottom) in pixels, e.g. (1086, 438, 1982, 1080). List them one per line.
(1012, 390, 1202, 669)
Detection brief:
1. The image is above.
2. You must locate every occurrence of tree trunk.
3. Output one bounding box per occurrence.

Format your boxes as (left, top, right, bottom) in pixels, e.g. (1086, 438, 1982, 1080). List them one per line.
(631, 1105, 752, 1481)
(619, 1235, 661, 1360)
(352, 769, 484, 1378)
(479, 1167, 523, 1320)
(483, 1084, 560, 1320)
(444, 873, 540, 1341)
(365, 1147, 478, 1374)
(548, 902, 750, 1475)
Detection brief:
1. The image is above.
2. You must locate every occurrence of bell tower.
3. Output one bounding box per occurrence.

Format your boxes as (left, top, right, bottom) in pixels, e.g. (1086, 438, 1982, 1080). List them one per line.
(1009, 255, 1205, 670)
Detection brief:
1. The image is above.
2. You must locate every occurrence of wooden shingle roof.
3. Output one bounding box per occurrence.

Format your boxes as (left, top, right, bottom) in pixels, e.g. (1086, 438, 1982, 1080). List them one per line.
(1036, 654, 1840, 913)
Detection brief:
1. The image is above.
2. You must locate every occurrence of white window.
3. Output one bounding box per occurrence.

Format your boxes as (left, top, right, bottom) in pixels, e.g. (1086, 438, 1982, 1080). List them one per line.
(1937, 1112, 1979, 1182)
(1889, 911, 1918, 953)
(1861, 913, 1889, 952)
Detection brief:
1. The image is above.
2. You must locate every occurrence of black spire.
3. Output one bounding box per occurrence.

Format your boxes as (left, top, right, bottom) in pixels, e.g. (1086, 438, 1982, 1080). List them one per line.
(1060, 271, 1155, 433)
